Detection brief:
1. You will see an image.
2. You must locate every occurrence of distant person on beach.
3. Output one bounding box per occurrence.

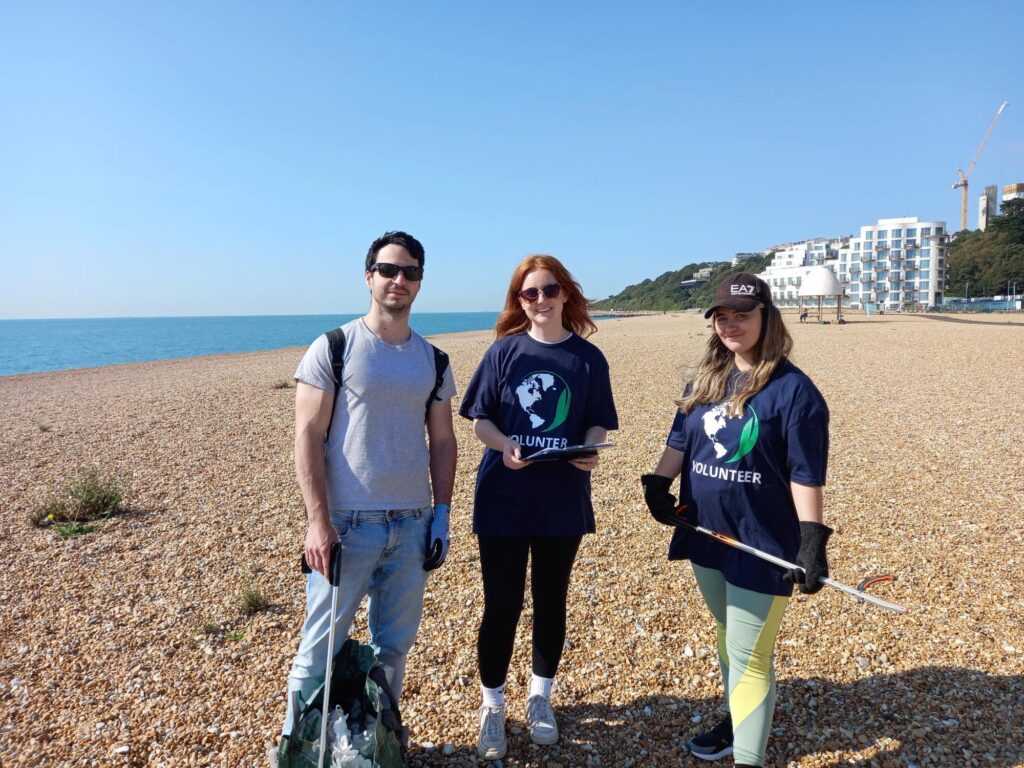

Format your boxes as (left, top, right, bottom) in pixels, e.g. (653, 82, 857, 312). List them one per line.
(278, 231, 458, 740)
(642, 273, 831, 767)
(798, 310, 808, 323)
(459, 255, 618, 760)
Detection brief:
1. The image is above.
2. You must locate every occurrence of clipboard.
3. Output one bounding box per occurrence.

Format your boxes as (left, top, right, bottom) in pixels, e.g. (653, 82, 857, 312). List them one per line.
(524, 442, 614, 462)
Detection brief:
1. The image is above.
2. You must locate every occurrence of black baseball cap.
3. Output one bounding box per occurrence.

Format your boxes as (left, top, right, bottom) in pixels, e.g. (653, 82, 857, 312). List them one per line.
(703, 273, 773, 319)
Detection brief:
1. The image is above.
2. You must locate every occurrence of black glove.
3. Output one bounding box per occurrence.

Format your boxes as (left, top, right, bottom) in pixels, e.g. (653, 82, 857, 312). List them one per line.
(641, 474, 686, 527)
(785, 521, 833, 594)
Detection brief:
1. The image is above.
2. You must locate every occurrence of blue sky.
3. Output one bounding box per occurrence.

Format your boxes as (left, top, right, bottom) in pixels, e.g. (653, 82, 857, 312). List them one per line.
(1, 1, 1021, 318)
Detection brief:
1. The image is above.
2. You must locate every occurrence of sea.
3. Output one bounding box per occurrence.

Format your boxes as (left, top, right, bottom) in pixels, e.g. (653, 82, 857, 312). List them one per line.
(0, 313, 504, 377)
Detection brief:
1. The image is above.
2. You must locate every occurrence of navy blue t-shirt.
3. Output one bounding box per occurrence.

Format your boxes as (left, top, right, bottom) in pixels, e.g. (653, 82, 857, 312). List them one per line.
(665, 359, 829, 596)
(459, 332, 619, 536)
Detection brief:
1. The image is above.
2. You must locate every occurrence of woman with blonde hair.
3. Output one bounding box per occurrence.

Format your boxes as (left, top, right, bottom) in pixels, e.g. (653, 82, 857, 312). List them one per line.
(642, 273, 831, 768)
(459, 255, 618, 760)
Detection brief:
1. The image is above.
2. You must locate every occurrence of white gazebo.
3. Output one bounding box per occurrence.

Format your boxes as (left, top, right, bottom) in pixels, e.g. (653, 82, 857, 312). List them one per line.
(798, 266, 844, 324)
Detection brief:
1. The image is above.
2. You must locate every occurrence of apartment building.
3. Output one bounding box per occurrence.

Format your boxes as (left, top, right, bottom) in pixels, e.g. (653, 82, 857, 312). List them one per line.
(755, 217, 947, 311)
(756, 238, 847, 307)
(837, 217, 947, 310)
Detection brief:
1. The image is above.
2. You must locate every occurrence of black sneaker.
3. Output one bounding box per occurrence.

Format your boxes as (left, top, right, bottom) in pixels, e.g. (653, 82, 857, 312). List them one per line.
(687, 714, 733, 761)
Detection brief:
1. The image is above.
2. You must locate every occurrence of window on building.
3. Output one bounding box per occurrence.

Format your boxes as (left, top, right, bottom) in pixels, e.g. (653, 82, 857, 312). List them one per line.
(864, 231, 873, 240)
(891, 229, 902, 237)
(920, 270, 930, 279)
(906, 228, 917, 237)
(921, 227, 932, 236)
(877, 230, 887, 239)
(921, 248, 931, 258)
(891, 240, 901, 249)
(920, 259, 930, 268)
(935, 226, 944, 235)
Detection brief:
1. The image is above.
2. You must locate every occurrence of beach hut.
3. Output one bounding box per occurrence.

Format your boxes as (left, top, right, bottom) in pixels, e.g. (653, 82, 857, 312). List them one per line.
(799, 265, 844, 324)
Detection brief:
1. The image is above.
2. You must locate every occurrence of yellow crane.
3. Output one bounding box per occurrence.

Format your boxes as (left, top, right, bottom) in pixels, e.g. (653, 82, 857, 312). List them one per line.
(953, 100, 1009, 231)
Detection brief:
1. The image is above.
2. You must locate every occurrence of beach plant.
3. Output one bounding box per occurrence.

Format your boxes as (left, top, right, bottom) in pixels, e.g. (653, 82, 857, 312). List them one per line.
(200, 618, 221, 635)
(272, 379, 293, 390)
(32, 465, 127, 526)
(225, 630, 246, 642)
(239, 583, 271, 616)
(38, 423, 52, 433)
(53, 521, 96, 539)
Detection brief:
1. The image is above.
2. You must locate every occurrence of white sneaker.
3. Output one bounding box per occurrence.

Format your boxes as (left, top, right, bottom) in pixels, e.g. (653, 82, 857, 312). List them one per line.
(477, 705, 507, 759)
(525, 695, 559, 745)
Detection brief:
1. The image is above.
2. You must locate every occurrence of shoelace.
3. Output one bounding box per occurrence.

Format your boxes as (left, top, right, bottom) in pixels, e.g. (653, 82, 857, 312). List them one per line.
(482, 707, 503, 737)
(527, 697, 555, 727)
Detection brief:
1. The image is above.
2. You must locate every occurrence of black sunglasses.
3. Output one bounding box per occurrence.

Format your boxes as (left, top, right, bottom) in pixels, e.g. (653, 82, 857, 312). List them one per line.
(518, 283, 562, 303)
(370, 263, 424, 281)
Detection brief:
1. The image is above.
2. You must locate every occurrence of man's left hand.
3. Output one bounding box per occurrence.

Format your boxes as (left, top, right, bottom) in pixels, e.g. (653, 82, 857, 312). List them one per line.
(424, 503, 450, 571)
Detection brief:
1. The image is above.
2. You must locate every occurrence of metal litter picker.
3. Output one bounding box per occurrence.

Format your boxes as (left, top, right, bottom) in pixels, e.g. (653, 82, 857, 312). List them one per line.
(672, 506, 906, 614)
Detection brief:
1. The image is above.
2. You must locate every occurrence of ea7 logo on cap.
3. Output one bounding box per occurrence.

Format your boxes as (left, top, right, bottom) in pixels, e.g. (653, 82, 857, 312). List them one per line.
(730, 285, 757, 296)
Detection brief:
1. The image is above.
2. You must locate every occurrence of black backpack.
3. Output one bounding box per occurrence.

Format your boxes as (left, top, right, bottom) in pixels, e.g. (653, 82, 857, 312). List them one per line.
(323, 327, 450, 442)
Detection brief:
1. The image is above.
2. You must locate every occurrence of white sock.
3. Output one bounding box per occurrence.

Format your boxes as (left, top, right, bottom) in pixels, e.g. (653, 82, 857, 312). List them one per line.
(481, 683, 505, 709)
(529, 674, 554, 700)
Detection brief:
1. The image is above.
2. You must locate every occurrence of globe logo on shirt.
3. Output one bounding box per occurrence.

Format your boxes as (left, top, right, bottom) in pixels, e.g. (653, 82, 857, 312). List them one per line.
(701, 404, 759, 464)
(514, 372, 571, 433)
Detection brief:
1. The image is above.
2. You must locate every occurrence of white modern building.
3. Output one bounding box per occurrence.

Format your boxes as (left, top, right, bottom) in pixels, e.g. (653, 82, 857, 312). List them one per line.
(837, 217, 947, 310)
(756, 217, 948, 311)
(1005, 182, 1024, 203)
(756, 238, 848, 307)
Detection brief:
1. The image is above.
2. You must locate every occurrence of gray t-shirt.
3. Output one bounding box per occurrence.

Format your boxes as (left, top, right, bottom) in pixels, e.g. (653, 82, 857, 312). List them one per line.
(294, 319, 457, 511)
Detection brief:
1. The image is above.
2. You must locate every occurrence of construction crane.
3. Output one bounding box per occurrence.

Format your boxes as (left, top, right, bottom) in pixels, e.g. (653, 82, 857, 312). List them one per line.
(953, 100, 1009, 231)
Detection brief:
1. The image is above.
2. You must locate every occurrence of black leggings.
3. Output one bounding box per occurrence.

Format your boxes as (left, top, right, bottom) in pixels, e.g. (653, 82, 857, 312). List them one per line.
(477, 534, 583, 689)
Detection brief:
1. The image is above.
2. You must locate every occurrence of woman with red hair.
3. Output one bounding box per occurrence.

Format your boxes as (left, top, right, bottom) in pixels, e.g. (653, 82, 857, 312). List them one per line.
(459, 255, 618, 760)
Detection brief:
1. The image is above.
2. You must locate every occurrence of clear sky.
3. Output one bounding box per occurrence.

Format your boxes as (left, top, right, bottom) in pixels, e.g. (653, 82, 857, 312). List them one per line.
(2, 1, 1021, 318)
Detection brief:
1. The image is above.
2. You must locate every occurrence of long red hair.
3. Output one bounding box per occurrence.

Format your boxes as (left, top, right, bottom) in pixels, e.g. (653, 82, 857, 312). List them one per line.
(495, 254, 598, 339)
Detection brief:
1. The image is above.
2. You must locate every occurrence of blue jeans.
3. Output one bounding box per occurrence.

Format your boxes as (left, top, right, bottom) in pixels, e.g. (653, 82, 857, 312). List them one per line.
(282, 506, 432, 736)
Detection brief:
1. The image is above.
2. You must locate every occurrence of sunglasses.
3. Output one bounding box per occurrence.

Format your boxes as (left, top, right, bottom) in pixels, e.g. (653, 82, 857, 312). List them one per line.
(370, 263, 424, 281)
(518, 283, 563, 303)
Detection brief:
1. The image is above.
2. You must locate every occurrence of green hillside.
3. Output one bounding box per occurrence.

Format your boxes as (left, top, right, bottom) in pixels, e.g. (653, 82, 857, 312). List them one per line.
(946, 199, 1024, 296)
(592, 253, 773, 311)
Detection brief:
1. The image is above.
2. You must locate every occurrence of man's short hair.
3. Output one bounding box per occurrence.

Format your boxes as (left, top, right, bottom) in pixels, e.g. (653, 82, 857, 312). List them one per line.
(365, 231, 425, 272)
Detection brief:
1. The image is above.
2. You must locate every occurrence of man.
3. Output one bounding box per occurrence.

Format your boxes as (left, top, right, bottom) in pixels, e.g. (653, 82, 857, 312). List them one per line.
(280, 231, 458, 740)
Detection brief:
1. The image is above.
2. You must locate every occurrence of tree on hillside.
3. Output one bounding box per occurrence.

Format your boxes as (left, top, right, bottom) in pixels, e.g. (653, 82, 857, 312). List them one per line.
(946, 199, 1024, 297)
(592, 254, 774, 311)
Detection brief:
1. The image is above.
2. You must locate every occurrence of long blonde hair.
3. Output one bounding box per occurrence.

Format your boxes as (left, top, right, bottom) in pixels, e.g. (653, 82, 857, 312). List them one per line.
(494, 254, 598, 339)
(678, 303, 792, 416)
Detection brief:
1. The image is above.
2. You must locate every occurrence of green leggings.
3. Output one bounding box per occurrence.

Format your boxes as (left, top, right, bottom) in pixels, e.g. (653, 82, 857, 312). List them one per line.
(692, 564, 789, 767)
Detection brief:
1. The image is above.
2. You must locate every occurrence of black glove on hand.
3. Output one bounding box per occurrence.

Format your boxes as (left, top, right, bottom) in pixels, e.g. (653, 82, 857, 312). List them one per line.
(641, 474, 683, 527)
(785, 521, 833, 594)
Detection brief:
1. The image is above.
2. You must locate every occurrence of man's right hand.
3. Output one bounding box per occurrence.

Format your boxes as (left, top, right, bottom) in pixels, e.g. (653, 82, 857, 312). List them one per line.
(304, 518, 339, 579)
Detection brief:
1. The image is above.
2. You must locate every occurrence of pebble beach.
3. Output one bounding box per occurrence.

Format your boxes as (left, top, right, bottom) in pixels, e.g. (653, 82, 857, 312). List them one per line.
(2, 312, 1023, 768)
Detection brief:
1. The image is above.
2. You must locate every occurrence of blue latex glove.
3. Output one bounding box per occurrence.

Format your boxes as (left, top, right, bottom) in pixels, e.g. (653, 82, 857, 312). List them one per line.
(424, 503, 450, 571)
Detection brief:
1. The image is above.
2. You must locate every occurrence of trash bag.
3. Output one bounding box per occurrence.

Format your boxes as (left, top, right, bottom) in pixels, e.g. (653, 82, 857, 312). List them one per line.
(276, 639, 406, 768)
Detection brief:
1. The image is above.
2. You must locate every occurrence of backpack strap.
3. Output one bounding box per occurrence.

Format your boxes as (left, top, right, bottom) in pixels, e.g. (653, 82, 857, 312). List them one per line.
(324, 328, 346, 442)
(425, 345, 450, 422)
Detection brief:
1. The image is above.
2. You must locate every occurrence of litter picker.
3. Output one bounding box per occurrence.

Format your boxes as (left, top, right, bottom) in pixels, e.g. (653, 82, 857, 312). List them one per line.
(301, 543, 343, 767)
(672, 507, 906, 614)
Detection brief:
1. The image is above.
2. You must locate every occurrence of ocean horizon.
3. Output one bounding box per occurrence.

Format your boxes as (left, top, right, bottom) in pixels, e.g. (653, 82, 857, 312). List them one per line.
(0, 312, 505, 377)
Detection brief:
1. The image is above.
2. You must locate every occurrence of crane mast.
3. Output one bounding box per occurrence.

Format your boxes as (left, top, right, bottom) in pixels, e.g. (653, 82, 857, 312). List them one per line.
(953, 101, 1009, 231)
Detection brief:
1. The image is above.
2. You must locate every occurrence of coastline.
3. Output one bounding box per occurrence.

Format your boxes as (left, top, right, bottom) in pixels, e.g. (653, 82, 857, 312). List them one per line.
(2, 313, 1023, 766)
